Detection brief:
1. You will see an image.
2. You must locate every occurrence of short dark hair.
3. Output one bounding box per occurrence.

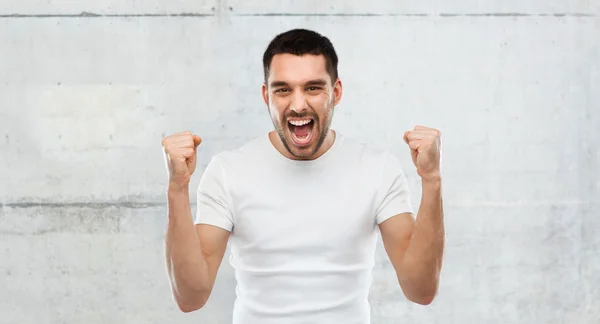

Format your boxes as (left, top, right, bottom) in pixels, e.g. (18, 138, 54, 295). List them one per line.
(262, 28, 339, 84)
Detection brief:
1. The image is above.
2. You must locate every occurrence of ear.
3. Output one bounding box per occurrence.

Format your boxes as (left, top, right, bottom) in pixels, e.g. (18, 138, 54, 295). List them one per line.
(333, 78, 343, 106)
(262, 83, 269, 107)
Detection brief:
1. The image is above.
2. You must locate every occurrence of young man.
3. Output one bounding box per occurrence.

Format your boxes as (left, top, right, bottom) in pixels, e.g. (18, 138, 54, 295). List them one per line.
(162, 29, 444, 323)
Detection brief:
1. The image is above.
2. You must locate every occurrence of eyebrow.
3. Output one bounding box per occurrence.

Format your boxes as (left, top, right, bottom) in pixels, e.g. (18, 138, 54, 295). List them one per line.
(269, 81, 289, 88)
(305, 79, 328, 87)
(269, 79, 328, 88)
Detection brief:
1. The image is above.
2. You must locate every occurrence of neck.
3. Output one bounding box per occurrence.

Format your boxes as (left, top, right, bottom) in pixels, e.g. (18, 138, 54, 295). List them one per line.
(269, 129, 336, 161)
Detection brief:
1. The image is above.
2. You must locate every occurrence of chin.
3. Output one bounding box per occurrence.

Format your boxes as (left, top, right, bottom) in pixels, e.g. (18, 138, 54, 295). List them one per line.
(285, 137, 318, 158)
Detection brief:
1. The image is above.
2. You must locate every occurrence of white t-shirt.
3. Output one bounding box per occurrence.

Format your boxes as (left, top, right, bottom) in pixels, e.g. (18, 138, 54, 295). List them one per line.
(195, 130, 413, 324)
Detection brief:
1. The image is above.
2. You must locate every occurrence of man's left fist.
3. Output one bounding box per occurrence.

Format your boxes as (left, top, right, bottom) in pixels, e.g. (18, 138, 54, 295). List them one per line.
(403, 126, 442, 181)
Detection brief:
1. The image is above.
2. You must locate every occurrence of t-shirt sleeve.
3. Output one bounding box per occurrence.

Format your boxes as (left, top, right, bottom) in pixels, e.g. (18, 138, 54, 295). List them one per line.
(375, 152, 414, 224)
(194, 155, 235, 231)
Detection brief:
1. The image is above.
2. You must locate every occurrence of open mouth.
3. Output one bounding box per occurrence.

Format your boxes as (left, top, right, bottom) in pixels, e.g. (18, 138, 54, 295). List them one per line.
(288, 118, 315, 147)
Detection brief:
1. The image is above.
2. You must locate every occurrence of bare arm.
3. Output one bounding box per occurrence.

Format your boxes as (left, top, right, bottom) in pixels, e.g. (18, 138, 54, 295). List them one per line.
(379, 178, 444, 305)
(379, 126, 444, 305)
(165, 186, 230, 312)
(162, 131, 230, 312)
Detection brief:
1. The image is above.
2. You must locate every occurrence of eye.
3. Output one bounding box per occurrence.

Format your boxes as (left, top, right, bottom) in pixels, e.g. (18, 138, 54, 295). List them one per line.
(307, 86, 323, 92)
(274, 88, 290, 93)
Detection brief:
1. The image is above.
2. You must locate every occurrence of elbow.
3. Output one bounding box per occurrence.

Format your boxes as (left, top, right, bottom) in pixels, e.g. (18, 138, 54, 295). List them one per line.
(408, 292, 436, 306)
(178, 303, 198, 313)
(173, 290, 209, 313)
(406, 283, 438, 306)
(177, 296, 208, 313)
(398, 265, 441, 306)
(400, 276, 439, 306)
(178, 303, 203, 313)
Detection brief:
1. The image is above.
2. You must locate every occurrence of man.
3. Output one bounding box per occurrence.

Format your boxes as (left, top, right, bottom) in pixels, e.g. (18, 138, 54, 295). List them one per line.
(162, 29, 444, 323)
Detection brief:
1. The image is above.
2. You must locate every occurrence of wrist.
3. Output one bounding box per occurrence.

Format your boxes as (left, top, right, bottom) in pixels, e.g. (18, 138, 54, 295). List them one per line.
(168, 182, 190, 196)
(421, 174, 442, 187)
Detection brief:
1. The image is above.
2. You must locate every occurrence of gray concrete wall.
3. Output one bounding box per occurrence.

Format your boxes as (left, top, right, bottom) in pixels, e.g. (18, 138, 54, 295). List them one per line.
(1, 1, 599, 323)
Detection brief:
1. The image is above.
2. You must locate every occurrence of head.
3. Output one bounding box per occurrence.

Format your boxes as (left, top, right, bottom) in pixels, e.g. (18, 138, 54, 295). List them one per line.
(262, 29, 343, 160)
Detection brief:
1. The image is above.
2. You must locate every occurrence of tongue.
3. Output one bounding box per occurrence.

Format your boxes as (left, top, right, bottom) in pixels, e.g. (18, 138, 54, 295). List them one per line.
(294, 124, 310, 137)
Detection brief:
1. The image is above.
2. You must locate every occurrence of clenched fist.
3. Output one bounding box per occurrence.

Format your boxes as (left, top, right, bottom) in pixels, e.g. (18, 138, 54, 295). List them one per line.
(403, 126, 442, 181)
(162, 131, 202, 191)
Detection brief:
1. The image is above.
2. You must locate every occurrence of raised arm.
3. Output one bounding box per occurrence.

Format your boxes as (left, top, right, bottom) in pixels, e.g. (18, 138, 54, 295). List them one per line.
(378, 126, 445, 305)
(162, 131, 231, 312)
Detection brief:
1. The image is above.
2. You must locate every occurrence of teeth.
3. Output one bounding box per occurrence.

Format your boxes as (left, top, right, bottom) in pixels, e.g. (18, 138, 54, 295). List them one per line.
(289, 119, 312, 126)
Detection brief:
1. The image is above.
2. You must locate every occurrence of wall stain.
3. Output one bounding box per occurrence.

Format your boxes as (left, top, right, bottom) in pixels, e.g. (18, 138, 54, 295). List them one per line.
(0, 12, 595, 18)
(0, 12, 214, 18)
(235, 12, 595, 17)
(1, 201, 165, 209)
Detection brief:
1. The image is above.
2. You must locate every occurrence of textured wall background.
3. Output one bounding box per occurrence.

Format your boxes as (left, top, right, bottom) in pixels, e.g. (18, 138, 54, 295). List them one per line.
(1, 1, 599, 323)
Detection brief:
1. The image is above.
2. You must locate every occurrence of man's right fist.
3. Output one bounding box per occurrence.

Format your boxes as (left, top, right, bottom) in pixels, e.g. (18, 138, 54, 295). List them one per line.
(162, 131, 202, 190)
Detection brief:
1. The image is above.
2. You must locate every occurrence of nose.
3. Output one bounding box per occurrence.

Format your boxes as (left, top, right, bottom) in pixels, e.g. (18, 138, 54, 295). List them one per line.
(290, 90, 308, 113)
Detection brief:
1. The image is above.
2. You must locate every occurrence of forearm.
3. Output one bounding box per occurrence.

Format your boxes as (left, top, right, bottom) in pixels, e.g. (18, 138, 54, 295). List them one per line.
(400, 178, 445, 301)
(165, 186, 210, 306)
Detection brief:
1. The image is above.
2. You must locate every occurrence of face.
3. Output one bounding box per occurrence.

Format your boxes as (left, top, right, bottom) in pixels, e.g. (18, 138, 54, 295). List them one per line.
(262, 53, 342, 160)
